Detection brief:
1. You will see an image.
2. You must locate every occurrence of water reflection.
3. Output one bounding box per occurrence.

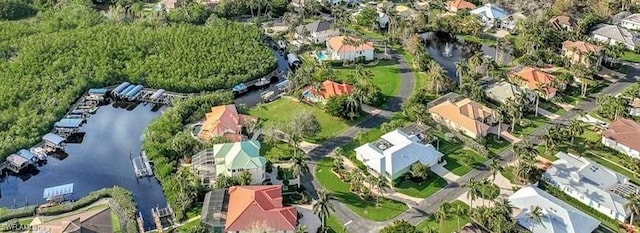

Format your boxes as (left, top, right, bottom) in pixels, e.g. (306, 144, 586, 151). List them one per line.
(0, 102, 166, 229)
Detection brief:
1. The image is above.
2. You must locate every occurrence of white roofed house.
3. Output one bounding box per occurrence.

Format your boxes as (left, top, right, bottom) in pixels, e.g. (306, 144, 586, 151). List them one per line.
(354, 129, 443, 181)
(500, 12, 526, 32)
(542, 152, 639, 222)
(509, 185, 601, 233)
(470, 3, 508, 28)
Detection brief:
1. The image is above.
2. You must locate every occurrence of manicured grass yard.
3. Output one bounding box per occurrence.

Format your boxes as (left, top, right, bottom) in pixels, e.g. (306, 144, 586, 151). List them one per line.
(443, 149, 488, 176)
(250, 98, 353, 143)
(395, 176, 447, 198)
(342, 128, 384, 163)
(334, 60, 402, 106)
(622, 51, 640, 63)
(539, 100, 567, 115)
(415, 200, 471, 232)
(314, 157, 408, 221)
(512, 115, 547, 137)
(326, 214, 347, 233)
(261, 141, 302, 162)
(485, 136, 511, 155)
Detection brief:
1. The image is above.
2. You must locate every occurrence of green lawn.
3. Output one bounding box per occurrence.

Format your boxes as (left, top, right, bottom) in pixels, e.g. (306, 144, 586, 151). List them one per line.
(622, 51, 640, 63)
(485, 136, 511, 156)
(334, 60, 402, 106)
(111, 210, 122, 233)
(343, 128, 384, 162)
(395, 175, 448, 198)
(501, 166, 516, 184)
(326, 214, 347, 233)
(397, 48, 429, 93)
(415, 200, 471, 232)
(443, 149, 488, 176)
(512, 115, 547, 137)
(539, 100, 567, 115)
(177, 218, 202, 233)
(250, 98, 353, 143)
(262, 141, 302, 162)
(314, 157, 408, 221)
(459, 34, 497, 45)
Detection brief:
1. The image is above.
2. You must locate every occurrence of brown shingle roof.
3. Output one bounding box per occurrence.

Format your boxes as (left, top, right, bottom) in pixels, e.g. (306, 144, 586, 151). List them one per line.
(602, 118, 640, 152)
(549, 15, 577, 27)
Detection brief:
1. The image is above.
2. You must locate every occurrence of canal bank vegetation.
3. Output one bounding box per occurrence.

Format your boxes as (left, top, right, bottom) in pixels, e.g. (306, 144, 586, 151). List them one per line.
(0, 0, 275, 162)
(143, 91, 234, 221)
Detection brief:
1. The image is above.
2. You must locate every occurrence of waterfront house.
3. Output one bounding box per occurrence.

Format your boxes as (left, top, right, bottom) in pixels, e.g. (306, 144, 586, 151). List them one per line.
(591, 24, 639, 50)
(445, 0, 476, 13)
(548, 14, 578, 31)
(509, 186, 601, 233)
(192, 140, 267, 187)
(470, 3, 508, 28)
(354, 129, 443, 181)
(601, 118, 640, 159)
(225, 186, 297, 232)
(428, 98, 497, 140)
(630, 98, 640, 116)
(483, 81, 534, 104)
(302, 80, 354, 103)
(621, 13, 640, 30)
(542, 152, 638, 222)
(511, 66, 562, 100)
(197, 104, 253, 142)
(295, 20, 340, 44)
(323, 36, 375, 62)
(562, 40, 603, 68)
(34, 207, 114, 233)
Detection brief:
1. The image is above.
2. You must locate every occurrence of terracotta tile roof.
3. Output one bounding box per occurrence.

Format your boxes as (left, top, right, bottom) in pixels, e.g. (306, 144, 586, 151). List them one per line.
(513, 67, 557, 96)
(428, 98, 495, 136)
(446, 0, 476, 10)
(225, 185, 297, 232)
(549, 15, 577, 27)
(602, 118, 640, 152)
(326, 36, 374, 53)
(631, 98, 640, 108)
(305, 80, 354, 100)
(562, 40, 602, 53)
(198, 104, 250, 142)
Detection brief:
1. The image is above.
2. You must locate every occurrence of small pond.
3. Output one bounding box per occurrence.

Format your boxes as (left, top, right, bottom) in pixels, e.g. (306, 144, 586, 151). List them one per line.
(0, 102, 166, 230)
(421, 31, 514, 83)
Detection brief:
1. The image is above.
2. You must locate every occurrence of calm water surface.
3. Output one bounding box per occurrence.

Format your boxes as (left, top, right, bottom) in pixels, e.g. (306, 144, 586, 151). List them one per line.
(0, 102, 166, 229)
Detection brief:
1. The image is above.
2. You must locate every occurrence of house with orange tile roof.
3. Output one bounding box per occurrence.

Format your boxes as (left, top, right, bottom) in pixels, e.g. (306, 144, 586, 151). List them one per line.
(602, 118, 640, 159)
(445, 0, 476, 12)
(562, 40, 603, 68)
(511, 66, 563, 100)
(302, 80, 354, 103)
(197, 104, 254, 142)
(224, 185, 298, 232)
(549, 15, 577, 31)
(324, 36, 375, 61)
(428, 98, 498, 140)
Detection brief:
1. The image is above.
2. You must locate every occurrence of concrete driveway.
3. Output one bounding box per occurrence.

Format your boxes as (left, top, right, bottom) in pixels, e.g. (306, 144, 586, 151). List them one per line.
(296, 205, 321, 233)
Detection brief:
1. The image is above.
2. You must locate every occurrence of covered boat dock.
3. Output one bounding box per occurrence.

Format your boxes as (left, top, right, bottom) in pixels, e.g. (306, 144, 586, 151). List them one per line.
(54, 118, 83, 136)
(43, 183, 74, 202)
(0, 154, 32, 173)
(87, 88, 108, 101)
(43, 133, 66, 149)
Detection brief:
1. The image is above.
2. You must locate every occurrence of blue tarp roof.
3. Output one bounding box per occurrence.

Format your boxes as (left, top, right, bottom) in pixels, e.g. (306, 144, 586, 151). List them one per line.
(43, 133, 66, 145)
(17, 149, 36, 161)
(43, 183, 74, 199)
(55, 118, 83, 128)
(88, 88, 108, 95)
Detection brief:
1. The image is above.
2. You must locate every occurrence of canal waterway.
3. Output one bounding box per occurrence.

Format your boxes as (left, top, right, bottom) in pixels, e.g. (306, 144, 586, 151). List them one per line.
(0, 102, 165, 229)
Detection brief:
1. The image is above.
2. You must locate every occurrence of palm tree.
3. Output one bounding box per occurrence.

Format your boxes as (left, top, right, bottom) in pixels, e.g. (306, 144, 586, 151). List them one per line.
(455, 60, 469, 88)
(541, 130, 559, 153)
(505, 97, 522, 132)
(526, 205, 545, 230)
(533, 83, 546, 116)
(515, 140, 538, 162)
(354, 65, 374, 84)
(434, 204, 449, 233)
(489, 159, 503, 181)
(313, 189, 335, 231)
(625, 194, 640, 225)
(452, 204, 467, 230)
(291, 153, 309, 188)
(374, 174, 389, 206)
(465, 178, 480, 207)
(427, 60, 449, 95)
(567, 118, 584, 144)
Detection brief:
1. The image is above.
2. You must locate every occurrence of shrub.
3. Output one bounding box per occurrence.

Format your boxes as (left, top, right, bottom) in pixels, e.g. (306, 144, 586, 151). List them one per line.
(476, 183, 500, 199)
(325, 95, 361, 119)
(0, 206, 36, 223)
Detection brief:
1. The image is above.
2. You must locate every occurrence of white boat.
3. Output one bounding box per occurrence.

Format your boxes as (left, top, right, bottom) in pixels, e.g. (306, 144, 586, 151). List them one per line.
(30, 147, 48, 160)
(254, 78, 270, 87)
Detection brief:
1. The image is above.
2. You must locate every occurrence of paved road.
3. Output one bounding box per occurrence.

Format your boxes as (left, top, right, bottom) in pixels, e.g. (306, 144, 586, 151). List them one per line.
(300, 49, 414, 232)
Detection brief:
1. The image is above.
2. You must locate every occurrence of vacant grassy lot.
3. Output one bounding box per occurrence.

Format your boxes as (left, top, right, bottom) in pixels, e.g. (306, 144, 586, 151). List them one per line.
(395, 176, 448, 198)
(334, 60, 402, 106)
(250, 98, 353, 143)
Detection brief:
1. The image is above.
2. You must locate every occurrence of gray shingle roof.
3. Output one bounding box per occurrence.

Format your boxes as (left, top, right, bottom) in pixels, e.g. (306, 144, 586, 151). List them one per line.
(295, 20, 333, 34)
(591, 24, 639, 48)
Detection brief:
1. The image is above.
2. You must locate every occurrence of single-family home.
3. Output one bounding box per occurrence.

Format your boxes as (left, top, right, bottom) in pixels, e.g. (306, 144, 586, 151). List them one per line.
(163, 0, 179, 10)
(591, 24, 640, 50)
(34, 207, 115, 233)
(210, 185, 298, 232)
(509, 186, 601, 233)
(500, 12, 526, 31)
(470, 3, 508, 28)
(445, 0, 476, 13)
(542, 151, 639, 222)
(621, 13, 640, 31)
(323, 36, 375, 61)
(197, 104, 253, 142)
(295, 20, 340, 44)
(511, 66, 562, 100)
(630, 98, 640, 116)
(483, 81, 534, 104)
(561, 40, 603, 68)
(428, 98, 497, 140)
(302, 80, 354, 103)
(395, 5, 419, 21)
(548, 14, 578, 31)
(192, 140, 267, 187)
(601, 118, 640, 159)
(354, 129, 443, 180)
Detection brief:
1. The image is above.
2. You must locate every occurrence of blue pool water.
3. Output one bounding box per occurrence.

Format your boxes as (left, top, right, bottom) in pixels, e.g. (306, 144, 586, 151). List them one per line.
(302, 90, 312, 98)
(315, 51, 328, 61)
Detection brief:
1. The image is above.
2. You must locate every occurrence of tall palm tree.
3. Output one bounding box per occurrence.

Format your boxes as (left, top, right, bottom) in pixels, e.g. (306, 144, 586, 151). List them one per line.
(541, 130, 559, 153)
(453, 204, 467, 230)
(526, 205, 545, 230)
(374, 174, 389, 206)
(455, 60, 469, 88)
(313, 189, 335, 231)
(534, 83, 546, 116)
(465, 178, 480, 207)
(515, 140, 538, 162)
(354, 65, 374, 84)
(427, 60, 449, 95)
(625, 194, 640, 224)
(567, 118, 584, 145)
(291, 153, 309, 188)
(434, 204, 449, 233)
(505, 97, 522, 132)
(489, 159, 503, 181)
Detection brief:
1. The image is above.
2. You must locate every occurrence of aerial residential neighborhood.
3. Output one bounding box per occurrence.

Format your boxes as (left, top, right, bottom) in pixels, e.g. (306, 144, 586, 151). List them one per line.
(2, 0, 640, 233)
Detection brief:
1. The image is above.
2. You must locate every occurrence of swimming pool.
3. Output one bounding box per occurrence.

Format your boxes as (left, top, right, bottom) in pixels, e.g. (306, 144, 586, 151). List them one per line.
(315, 51, 328, 61)
(302, 90, 313, 98)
